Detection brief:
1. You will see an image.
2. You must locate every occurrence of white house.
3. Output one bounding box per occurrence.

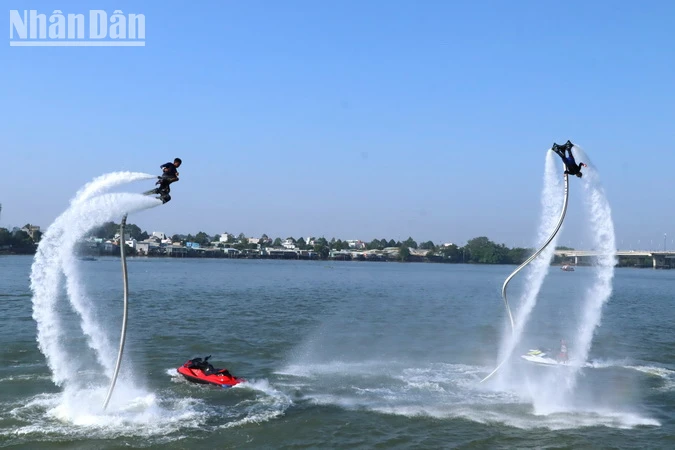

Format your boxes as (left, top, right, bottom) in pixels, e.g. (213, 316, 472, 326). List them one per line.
(125, 238, 137, 249)
(114, 232, 132, 242)
(282, 238, 296, 249)
(152, 231, 166, 240)
(219, 233, 230, 243)
(346, 240, 366, 249)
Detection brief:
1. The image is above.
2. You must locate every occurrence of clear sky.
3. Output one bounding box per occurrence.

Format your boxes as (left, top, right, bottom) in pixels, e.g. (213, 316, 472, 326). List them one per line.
(2, 0, 674, 249)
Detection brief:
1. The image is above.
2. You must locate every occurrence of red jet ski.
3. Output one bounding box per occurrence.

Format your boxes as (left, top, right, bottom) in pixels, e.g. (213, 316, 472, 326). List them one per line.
(177, 355, 244, 388)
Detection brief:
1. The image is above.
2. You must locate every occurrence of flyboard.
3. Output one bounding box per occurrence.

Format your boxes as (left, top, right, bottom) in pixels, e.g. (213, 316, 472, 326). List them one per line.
(480, 144, 571, 383)
(103, 185, 165, 410)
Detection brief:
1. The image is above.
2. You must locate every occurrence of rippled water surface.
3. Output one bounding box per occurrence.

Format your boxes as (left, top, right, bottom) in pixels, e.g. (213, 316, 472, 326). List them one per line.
(1, 256, 673, 448)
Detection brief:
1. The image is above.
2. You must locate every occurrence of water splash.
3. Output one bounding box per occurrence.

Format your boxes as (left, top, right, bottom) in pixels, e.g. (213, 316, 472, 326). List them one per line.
(61, 193, 160, 378)
(530, 146, 617, 414)
(72, 172, 156, 205)
(30, 173, 159, 387)
(570, 147, 617, 381)
(494, 150, 564, 385)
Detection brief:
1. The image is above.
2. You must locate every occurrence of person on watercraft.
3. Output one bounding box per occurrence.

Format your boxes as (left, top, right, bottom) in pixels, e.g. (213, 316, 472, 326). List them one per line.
(552, 141, 586, 177)
(557, 339, 569, 363)
(155, 158, 182, 203)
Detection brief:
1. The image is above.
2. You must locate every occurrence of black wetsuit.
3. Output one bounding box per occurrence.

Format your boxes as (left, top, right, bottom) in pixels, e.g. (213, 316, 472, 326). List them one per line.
(156, 162, 179, 203)
(552, 142, 584, 175)
(562, 151, 583, 175)
(158, 162, 178, 188)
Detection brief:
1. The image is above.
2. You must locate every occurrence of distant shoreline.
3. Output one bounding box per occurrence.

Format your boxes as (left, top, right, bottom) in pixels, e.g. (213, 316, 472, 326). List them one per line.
(1, 252, 667, 269)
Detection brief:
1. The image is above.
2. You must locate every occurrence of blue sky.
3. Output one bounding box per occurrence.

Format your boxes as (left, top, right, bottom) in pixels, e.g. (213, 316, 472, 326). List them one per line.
(2, 0, 674, 248)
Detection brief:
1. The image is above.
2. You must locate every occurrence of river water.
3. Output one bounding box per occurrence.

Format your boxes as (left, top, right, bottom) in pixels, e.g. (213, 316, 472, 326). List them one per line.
(1, 256, 673, 448)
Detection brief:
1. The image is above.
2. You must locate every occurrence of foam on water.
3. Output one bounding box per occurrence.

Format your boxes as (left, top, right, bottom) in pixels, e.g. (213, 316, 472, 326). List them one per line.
(218, 379, 294, 429)
(4, 390, 205, 441)
(278, 358, 660, 430)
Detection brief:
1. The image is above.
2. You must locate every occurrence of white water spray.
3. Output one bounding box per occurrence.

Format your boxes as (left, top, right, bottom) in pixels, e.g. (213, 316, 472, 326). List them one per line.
(492, 151, 565, 384)
(528, 147, 616, 413)
(571, 147, 617, 376)
(31, 173, 159, 387)
(66, 172, 157, 375)
(72, 171, 156, 205)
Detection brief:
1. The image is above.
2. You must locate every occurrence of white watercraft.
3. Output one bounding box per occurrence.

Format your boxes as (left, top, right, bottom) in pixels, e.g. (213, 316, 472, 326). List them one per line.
(520, 349, 585, 367)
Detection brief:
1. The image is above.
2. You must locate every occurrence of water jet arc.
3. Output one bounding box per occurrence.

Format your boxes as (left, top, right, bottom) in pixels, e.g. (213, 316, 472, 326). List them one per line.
(103, 214, 129, 410)
(480, 166, 569, 383)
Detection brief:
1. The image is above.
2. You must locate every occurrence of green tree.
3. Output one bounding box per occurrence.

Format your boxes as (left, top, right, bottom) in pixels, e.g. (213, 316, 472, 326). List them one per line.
(366, 240, 381, 250)
(387, 239, 397, 247)
(124, 223, 145, 240)
(0, 228, 12, 246)
(314, 242, 330, 259)
(508, 247, 531, 264)
(333, 239, 346, 250)
(402, 237, 418, 249)
(296, 237, 307, 250)
(419, 240, 435, 250)
(438, 244, 461, 262)
(91, 221, 119, 239)
(465, 236, 510, 264)
(194, 232, 211, 246)
(399, 246, 411, 261)
(32, 230, 43, 243)
(273, 237, 282, 247)
(11, 230, 34, 253)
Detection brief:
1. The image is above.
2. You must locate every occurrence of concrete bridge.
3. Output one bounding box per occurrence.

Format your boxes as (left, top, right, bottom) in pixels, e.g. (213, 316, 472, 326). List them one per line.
(554, 250, 675, 268)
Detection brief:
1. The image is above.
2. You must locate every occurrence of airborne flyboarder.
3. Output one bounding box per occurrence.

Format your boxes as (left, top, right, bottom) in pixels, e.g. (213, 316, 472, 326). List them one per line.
(152, 158, 182, 203)
(552, 141, 586, 177)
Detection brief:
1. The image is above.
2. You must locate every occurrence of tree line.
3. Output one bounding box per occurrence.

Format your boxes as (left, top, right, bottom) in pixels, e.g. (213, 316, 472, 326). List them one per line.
(2, 220, 575, 265)
(84, 222, 568, 265)
(0, 226, 42, 254)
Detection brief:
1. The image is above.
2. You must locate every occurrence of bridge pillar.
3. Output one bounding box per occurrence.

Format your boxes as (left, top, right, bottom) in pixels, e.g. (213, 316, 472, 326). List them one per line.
(574, 256, 578, 265)
(653, 255, 657, 269)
